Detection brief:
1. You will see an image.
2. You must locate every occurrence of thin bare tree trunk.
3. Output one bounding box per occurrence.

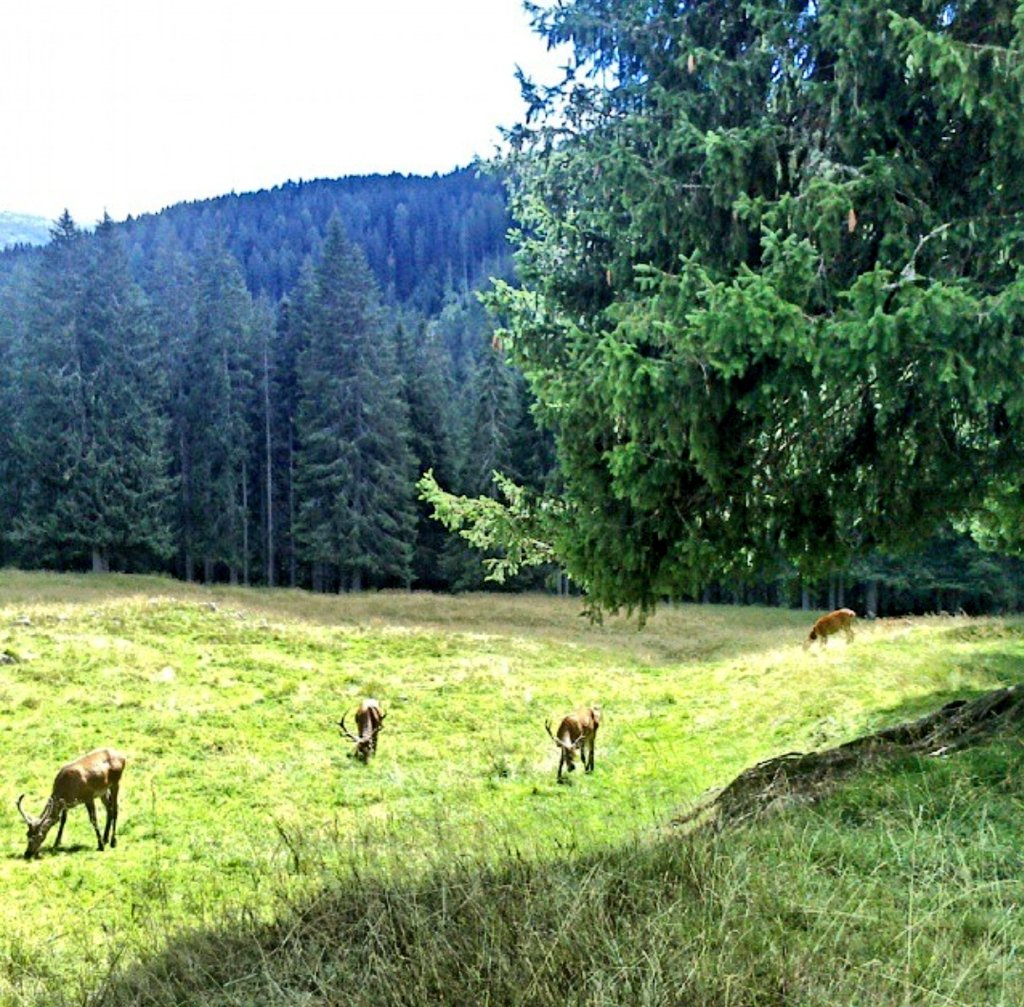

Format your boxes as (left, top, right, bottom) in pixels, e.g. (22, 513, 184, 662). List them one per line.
(263, 339, 275, 587)
(865, 579, 879, 618)
(241, 460, 250, 587)
(288, 422, 297, 588)
(180, 423, 194, 582)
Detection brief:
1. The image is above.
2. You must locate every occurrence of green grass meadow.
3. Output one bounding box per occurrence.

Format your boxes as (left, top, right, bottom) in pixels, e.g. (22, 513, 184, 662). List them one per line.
(1, 570, 1022, 1005)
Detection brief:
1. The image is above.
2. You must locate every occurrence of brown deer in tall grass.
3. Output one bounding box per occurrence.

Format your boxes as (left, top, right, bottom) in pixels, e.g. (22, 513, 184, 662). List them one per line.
(338, 698, 386, 762)
(16, 748, 126, 859)
(803, 608, 857, 650)
(545, 706, 601, 783)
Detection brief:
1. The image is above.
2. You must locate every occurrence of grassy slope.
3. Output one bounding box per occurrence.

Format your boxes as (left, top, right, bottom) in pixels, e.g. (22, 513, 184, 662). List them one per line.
(0, 570, 1021, 1005)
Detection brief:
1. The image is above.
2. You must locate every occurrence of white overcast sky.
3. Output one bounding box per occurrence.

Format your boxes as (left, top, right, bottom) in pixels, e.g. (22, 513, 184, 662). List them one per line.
(2, 0, 566, 224)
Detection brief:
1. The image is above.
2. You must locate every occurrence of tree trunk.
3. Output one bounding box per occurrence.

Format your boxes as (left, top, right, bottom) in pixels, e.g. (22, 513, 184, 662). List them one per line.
(865, 579, 879, 618)
(263, 340, 275, 587)
(91, 547, 109, 574)
(241, 460, 250, 587)
(180, 423, 193, 582)
(288, 422, 297, 588)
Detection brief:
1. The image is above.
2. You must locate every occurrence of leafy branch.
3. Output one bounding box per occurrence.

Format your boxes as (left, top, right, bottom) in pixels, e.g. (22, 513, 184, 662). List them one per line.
(416, 469, 563, 583)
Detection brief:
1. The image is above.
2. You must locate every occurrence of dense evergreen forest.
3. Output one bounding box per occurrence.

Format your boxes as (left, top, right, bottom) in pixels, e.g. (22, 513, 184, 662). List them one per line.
(0, 169, 554, 594)
(0, 166, 1021, 613)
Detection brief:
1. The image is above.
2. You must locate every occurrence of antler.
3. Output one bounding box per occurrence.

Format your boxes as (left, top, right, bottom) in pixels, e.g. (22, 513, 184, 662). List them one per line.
(15, 794, 34, 826)
(545, 719, 573, 749)
(338, 714, 361, 744)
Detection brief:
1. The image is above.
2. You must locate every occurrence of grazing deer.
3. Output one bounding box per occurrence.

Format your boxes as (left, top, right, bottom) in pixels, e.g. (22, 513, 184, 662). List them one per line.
(804, 608, 857, 650)
(338, 698, 386, 762)
(17, 748, 126, 859)
(545, 706, 601, 783)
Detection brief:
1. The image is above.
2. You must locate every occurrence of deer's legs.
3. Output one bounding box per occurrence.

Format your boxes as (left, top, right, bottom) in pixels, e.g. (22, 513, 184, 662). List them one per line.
(84, 798, 105, 850)
(53, 807, 69, 848)
(101, 789, 118, 847)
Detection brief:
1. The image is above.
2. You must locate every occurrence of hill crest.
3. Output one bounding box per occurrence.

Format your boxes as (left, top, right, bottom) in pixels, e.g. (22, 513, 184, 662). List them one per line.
(0, 210, 51, 250)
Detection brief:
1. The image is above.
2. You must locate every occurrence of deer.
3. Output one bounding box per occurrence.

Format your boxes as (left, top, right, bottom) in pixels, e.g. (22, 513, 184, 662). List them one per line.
(16, 748, 126, 859)
(803, 608, 857, 650)
(338, 698, 386, 762)
(545, 706, 601, 783)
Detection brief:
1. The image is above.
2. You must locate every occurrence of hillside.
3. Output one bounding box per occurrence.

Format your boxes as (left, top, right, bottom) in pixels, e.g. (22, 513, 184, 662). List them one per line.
(0, 169, 512, 310)
(0, 210, 50, 250)
(118, 167, 512, 310)
(2, 171, 512, 322)
(1, 571, 1021, 1005)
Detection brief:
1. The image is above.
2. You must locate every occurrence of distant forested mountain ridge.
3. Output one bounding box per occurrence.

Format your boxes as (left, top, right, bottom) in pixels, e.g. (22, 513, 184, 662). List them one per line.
(0, 169, 554, 593)
(118, 168, 513, 310)
(0, 211, 51, 250)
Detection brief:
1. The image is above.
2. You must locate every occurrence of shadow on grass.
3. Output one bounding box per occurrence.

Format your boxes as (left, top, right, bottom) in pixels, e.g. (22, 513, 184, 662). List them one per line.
(8, 842, 100, 861)
(91, 839, 702, 1007)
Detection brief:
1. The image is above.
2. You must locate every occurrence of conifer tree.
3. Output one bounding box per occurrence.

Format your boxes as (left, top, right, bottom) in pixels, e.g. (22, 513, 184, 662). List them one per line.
(16, 213, 172, 570)
(480, 0, 1024, 616)
(252, 295, 277, 585)
(273, 259, 316, 587)
(14, 213, 85, 566)
(0, 260, 32, 565)
(395, 316, 458, 588)
(294, 219, 415, 591)
(183, 239, 256, 583)
(460, 336, 523, 499)
(148, 231, 198, 578)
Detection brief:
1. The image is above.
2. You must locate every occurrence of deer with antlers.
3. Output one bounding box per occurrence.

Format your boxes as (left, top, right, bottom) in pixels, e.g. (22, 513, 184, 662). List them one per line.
(338, 698, 386, 762)
(546, 706, 601, 783)
(16, 747, 126, 859)
(803, 608, 857, 650)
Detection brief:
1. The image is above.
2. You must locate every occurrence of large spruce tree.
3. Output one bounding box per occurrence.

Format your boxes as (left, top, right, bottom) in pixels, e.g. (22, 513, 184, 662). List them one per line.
(148, 231, 199, 579)
(395, 317, 459, 589)
(183, 239, 257, 583)
(0, 258, 33, 565)
(273, 259, 317, 587)
(16, 213, 172, 570)
(294, 219, 416, 591)
(478, 0, 1024, 615)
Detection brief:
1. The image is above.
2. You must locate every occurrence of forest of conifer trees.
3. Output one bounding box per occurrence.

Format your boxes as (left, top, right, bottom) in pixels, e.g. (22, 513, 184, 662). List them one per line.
(0, 167, 1022, 613)
(0, 169, 554, 593)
